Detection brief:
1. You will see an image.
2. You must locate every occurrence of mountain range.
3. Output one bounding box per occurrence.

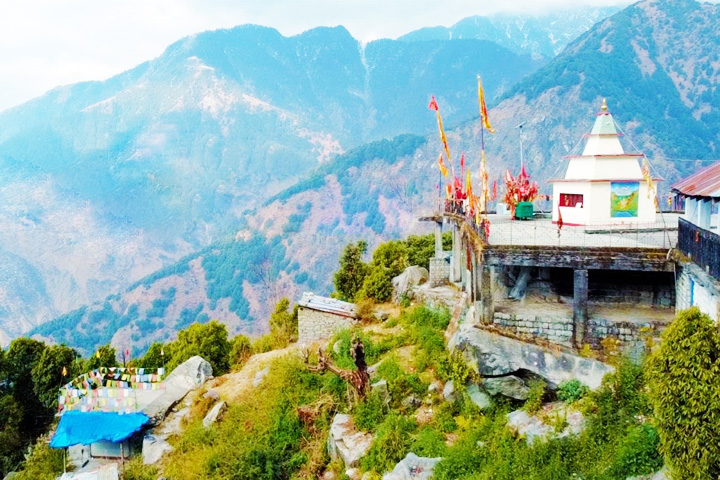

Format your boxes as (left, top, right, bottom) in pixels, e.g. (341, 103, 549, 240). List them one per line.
(0, 22, 546, 344)
(398, 7, 622, 58)
(7, 0, 720, 353)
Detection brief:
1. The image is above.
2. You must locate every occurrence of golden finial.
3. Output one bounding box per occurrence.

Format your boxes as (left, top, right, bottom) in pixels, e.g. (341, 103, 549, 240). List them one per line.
(601, 98, 608, 112)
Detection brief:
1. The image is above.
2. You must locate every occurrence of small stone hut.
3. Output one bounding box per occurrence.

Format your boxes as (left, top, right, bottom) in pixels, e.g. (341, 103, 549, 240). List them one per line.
(297, 292, 358, 345)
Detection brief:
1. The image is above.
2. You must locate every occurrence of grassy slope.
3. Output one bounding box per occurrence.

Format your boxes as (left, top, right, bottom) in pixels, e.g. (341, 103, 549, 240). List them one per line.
(112, 305, 662, 480)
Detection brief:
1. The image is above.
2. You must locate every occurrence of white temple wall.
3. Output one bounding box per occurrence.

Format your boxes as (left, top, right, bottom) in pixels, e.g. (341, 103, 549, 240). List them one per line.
(553, 181, 656, 225)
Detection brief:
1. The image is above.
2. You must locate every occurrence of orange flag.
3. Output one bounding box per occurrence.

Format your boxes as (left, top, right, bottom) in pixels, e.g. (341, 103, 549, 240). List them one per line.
(477, 75, 495, 134)
(437, 153, 448, 177)
(429, 96, 452, 168)
(641, 158, 655, 199)
(62, 366, 68, 377)
(466, 170, 474, 213)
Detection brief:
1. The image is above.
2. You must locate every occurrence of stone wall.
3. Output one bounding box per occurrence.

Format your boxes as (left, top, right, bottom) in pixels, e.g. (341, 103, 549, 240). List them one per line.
(298, 307, 358, 345)
(493, 312, 660, 351)
(493, 313, 574, 347)
(429, 257, 450, 287)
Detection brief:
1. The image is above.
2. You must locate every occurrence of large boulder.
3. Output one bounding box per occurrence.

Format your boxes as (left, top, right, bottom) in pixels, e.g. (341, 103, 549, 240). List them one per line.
(449, 325, 612, 389)
(392, 266, 429, 303)
(484, 376, 530, 400)
(328, 414, 374, 468)
(506, 404, 585, 446)
(466, 384, 492, 410)
(382, 452, 442, 480)
(142, 356, 213, 424)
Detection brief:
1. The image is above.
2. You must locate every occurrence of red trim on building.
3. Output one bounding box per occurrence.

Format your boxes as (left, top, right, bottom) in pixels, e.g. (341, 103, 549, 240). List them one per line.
(548, 177, 664, 183)
(563, 153, 645, 159)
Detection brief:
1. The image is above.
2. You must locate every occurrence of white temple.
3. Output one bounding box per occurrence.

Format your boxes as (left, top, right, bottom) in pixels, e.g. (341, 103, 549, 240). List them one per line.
(550, 99, 660, 226)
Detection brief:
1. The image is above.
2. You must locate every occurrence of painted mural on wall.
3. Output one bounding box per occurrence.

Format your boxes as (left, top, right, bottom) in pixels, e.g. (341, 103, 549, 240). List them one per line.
(610, 182, 639, 217)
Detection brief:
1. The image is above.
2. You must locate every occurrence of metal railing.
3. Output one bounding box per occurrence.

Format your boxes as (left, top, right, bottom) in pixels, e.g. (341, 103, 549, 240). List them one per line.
(427, 201, 679, 249)
(678, 217, 720, 279)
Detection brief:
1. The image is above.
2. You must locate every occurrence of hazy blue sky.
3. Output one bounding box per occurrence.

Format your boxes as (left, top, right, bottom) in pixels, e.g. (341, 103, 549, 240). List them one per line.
(0, 0, 635, 112)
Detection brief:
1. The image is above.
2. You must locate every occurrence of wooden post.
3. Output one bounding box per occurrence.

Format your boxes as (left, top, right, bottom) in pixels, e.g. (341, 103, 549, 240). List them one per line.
(573, 269, 589, 347)
(481, 265, 494, 324)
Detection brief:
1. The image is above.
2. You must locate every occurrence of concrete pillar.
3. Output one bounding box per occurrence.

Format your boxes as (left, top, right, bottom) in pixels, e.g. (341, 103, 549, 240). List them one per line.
(699, 199, 712, 230)
(573, 269, 589, 348)
(481, 265, 494, 324)
(685, 198, 698, 224)
(451, 223, 462, 283)
(434, 221, 443, 256)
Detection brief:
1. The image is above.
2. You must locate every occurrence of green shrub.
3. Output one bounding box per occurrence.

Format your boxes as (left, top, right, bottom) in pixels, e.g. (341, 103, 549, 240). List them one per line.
(353, 390, 387, 431)
(123, 456, 158, 480)
(361, 415, 417, 474)
(432, 435, 486, 480)
(556, 379, 590, 404)
(433, 401, 459, 433)
(329, 329, 382, 370)
(400, 305, 450, 373)
(438, 350, 479, 385)
(11, 442, 64, 480)
(647, 307, 720, 479)
(607, 424, 663, 478)
(411, 426, 448, 457)
(523, 380, 547, 415)
(230, 335, 252, 368)
(375, 356, 426, 408)
(252, 334, 275, 354)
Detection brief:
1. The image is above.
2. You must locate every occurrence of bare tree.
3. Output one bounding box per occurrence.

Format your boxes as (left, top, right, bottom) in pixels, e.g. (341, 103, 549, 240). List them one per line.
(304, 335, 370, 406)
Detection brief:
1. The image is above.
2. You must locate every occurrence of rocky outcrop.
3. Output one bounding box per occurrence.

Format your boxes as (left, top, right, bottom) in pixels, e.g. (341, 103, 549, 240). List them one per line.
(449, 325, 612, 389)
(382, 452, 442, 480)
(506, 403, 585, 445)
(142, 434, 173, 465)
(392, 266, 429, 303)
(142, 356, 213, 424)
(484, 376, 530, 400)
(202, 401, 227, 427)
(328, 414, 374, 468)
(466, 384, 492, 410)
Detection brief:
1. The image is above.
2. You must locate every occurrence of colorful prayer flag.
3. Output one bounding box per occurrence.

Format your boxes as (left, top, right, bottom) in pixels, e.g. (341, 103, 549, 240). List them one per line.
(477, 75, 495, 134)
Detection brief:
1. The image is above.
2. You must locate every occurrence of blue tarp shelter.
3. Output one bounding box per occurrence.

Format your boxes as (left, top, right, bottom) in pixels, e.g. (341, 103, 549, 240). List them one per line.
(50, 411, 150, 448)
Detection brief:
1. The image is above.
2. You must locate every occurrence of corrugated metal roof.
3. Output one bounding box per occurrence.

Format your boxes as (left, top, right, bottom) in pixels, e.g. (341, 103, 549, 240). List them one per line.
(671, 161, 720, 198)
(298, 292, 357, 318)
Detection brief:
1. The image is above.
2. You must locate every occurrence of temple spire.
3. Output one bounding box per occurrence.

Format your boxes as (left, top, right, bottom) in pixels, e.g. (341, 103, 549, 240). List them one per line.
(601, 98, 608, 112)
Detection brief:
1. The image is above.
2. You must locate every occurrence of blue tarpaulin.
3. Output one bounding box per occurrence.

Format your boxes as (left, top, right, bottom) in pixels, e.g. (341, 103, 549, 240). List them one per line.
(50, 411, 150, 448)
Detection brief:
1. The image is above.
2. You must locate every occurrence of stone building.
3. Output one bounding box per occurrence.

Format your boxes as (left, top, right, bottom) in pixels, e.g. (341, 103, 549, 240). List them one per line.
(672, 161, 720, 321)
(297, 292, 358, 345)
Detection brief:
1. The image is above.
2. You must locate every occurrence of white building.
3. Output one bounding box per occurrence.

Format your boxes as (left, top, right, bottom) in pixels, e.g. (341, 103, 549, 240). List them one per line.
(550, 99, 660, 226)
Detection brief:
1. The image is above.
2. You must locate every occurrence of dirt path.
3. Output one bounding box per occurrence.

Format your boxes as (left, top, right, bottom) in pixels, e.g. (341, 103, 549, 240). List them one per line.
(208, 345, 298, 403)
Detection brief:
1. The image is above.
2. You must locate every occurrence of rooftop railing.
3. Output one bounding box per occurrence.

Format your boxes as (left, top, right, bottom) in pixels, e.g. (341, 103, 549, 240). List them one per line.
(678, 217, 720, 279)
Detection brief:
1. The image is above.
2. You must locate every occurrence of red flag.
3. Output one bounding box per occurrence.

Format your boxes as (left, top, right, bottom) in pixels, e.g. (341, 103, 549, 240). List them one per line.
(125, 348, 130, 358)
(557, 207, 564, 231)
(492, 180, 498, 201)
(460, 153, 465, 173)
(428, 96, 438, 111)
